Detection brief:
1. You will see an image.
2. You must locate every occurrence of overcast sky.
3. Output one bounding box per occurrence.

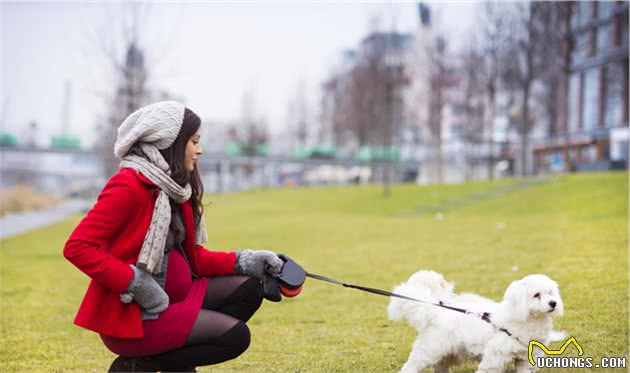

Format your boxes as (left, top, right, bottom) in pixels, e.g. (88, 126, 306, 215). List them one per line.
(1, 1, 477, 148)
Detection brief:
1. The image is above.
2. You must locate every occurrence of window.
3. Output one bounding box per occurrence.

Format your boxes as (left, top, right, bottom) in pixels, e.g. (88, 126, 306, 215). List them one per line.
(582, 145, 597, 162)
(598, 1, 616, 20)
(574, 1, 593, 27)
(597, 23, 613, 53)
(582, 68, 599, 131)
(451, 123, 463, 139)
(618, 140, 629, 161)
(605, 64, 624, 128)
(451, 104, 465, 115)
(572, 1, 593, 29)
(571, 32, 590, 64)
(568, 73, 581, 133)
(622, 15, 629, 47)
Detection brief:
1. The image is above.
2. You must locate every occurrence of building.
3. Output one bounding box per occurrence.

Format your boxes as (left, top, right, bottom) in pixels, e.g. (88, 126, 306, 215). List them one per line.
(321, 32, 414, 155)
(535, 1, 629, 172)
(320, 4, 439, 178)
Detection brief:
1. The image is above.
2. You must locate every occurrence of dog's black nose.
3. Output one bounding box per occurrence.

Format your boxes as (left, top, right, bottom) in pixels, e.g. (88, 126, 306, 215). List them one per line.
(549, 301, 557, 308)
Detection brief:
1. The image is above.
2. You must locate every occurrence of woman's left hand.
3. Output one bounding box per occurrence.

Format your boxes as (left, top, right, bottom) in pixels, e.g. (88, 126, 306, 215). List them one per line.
(234, 249, 284, 280)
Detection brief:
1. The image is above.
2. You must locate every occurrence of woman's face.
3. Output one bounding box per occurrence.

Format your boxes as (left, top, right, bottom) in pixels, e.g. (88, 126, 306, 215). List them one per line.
(185, 128, 202, 172)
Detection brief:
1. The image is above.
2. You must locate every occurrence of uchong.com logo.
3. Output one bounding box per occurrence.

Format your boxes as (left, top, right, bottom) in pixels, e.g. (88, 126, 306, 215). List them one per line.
(528, 337, 627, 369)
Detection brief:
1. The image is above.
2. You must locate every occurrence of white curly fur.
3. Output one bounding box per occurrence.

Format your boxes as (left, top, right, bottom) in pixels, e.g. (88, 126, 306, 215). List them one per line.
(387, 271, 564, 373)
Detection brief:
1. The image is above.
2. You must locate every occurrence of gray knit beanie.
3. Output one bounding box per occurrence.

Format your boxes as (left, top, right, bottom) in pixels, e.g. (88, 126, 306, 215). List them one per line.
(114, 101, 186, 159)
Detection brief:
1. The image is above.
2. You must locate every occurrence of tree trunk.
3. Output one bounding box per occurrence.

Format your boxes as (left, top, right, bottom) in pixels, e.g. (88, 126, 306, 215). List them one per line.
(382, 82, 392, 197)
(562, 3, 573, 173)
(436, 135, 443, 183)
(520, 86, 531, 177)
(382, 161, 391, 196)
(487, 84, 496, 180)
(435, 85, 443, 184)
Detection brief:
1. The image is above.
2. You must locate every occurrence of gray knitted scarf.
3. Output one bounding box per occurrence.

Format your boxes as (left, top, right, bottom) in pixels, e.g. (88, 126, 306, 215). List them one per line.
(114, 101, 208, 274)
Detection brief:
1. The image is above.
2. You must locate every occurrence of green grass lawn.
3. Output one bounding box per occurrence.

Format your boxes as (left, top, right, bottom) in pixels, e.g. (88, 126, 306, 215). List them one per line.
(1, 172, 627, 372)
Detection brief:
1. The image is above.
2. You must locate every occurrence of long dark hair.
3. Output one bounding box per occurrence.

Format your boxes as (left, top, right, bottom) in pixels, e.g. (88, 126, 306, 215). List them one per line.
(159, 108, 205, 227)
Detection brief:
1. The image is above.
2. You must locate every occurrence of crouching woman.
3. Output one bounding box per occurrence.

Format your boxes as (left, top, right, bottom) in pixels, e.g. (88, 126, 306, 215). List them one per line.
(63, 101, 283, 372)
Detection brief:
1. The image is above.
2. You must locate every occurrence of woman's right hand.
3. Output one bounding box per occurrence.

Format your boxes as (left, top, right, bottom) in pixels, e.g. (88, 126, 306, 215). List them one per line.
(120, 265, 169, 315)
(234, 249, 284, 281)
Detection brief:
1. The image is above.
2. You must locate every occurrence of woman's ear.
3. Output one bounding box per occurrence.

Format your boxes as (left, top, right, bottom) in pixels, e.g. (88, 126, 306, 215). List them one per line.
(502, 280, 530, 322)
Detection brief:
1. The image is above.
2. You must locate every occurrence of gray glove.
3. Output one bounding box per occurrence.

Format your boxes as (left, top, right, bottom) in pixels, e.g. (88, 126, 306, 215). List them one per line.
(119, 265, 169, 315)
(235, 249, 284, 280)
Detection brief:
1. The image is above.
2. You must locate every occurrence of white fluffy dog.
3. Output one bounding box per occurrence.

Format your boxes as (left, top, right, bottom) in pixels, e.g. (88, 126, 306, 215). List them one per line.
(387, 271, 564, 373)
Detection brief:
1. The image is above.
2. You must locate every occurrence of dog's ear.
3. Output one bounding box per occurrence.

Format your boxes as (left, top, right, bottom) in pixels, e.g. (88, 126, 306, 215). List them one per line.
(502, 279, 530, 322)
(553, 285, 564, 317)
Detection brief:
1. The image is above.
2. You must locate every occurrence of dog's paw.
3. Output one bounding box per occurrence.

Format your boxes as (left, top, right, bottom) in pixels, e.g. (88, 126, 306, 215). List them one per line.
(549, 330, 567, 342)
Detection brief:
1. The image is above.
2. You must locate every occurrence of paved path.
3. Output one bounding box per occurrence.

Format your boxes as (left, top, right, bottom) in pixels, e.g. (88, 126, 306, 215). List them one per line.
(0, 199, 90, 240)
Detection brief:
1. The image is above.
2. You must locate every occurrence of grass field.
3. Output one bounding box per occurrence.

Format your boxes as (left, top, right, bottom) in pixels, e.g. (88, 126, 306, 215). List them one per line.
(1, 172, 627, 372)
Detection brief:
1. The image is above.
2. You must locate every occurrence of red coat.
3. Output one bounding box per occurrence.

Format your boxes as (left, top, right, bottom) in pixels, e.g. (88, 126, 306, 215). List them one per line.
(63, 168, 236, 338)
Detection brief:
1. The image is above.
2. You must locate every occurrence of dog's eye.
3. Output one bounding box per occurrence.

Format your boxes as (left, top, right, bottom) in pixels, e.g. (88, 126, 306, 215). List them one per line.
(533, 293, 540, 298)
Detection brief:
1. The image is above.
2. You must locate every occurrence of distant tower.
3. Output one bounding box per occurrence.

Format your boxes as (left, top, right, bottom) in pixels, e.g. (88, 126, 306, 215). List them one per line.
(418, 3, 431, 27)
(103, 40, 148, 178)
(120, 41, 147, 113)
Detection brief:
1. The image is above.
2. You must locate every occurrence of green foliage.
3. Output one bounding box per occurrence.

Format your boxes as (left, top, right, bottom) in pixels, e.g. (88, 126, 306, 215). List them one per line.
(356, 146, 401, 162)
(1, 172, 627, 372)
(0, 132, 18, 147)
(293, 145, 337, 160)
(51, 136, 81, 150)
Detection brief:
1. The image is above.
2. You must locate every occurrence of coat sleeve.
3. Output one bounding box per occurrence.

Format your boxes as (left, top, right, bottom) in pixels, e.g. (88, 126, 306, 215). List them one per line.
(190, 245, 237, 278)
(63, 172, 135, 293)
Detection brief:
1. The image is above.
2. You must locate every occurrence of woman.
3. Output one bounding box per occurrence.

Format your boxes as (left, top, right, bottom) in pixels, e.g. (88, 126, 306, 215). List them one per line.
(63, 101, 284, 372)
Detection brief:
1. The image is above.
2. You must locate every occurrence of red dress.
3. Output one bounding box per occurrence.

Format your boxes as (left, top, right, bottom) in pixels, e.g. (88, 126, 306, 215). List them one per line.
(100, 247, 207, 356)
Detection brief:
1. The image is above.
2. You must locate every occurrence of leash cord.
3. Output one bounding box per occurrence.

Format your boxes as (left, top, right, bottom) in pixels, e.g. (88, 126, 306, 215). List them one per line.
(305, 272, 523, 343)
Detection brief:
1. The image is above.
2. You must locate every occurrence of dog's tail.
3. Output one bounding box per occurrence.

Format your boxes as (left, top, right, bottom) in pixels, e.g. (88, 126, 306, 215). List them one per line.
(387, 270, 455, 330)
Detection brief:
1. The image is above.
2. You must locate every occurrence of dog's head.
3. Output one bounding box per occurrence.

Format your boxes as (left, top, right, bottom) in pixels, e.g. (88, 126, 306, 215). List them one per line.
(501, 274, 564, 322)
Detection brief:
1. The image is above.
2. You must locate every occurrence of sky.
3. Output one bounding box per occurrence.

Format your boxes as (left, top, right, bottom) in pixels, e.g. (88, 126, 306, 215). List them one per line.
(1, 1, 477, 149)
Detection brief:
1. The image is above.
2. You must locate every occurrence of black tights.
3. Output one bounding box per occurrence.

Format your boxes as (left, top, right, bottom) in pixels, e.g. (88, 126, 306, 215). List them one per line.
(153, 276, 263, 370)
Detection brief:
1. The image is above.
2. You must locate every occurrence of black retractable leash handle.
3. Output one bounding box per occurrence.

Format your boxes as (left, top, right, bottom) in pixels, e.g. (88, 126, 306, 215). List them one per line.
(262, 255, 519, 342)
(262, 254, 307, 302)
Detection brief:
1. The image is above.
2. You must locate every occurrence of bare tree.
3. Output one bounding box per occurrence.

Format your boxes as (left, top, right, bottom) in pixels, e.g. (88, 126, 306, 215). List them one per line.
(540, 2, 573, 172)
(85, 3, 149, 178)
(480, 3, 511, 180)
(232, 87, 269, 157)
(357, 30, 404, 195)
(286, 79, 310, 149)
(87, 3, 149, 178)
(503, 2, 559, 176)
(321, 13, 410, 194)
(321, 77, 342, 147)
(460, 3, 513, 180)
(85, 3, 181, 178)
(322, 61, 364, 155)
(427, 36, 448, 184)
(461, 39, 486, 181)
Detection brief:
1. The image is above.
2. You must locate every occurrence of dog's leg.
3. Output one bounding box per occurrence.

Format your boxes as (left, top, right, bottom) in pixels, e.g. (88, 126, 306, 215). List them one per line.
(400, 333, 446, 373)
(515, 358, 537, 373)
(475, 337, 512, 373)
(515, 341, 544, 373)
